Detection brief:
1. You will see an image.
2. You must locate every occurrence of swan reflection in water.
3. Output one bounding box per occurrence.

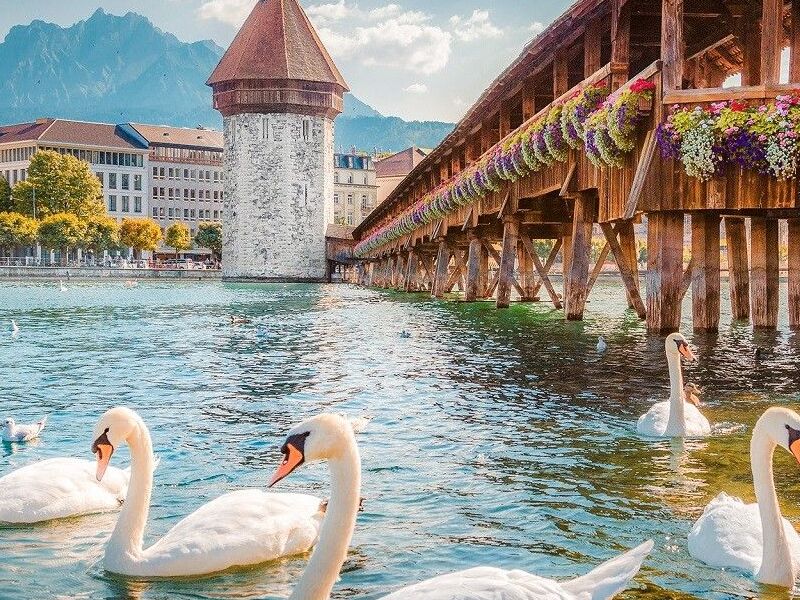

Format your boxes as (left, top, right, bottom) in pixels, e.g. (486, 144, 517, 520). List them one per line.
(643, 437, 710, 519)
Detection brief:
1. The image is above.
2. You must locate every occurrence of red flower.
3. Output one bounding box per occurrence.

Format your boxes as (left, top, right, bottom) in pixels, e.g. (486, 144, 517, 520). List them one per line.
(730, 100, 746, 112)
(629, 79, 656, 93)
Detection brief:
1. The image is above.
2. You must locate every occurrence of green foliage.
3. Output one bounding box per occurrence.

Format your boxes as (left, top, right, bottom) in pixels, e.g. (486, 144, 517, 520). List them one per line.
(119, 218, 162, 253)
(0, 212, 38, 253)
(12, 150, 104, 219)
(165, 222, 191, 255)
(0, 176, 11, 212)
(195, 222, 221, 258)
(83, 215, 120, 252)
(38, 213, 85, 265)
(533, 239, 555, 257)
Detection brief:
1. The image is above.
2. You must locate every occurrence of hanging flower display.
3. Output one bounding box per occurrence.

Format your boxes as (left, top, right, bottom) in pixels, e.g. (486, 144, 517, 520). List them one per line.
(561, 85, 608, 148)
(657, 94, 800, 181)
(543, 104, 569, 162)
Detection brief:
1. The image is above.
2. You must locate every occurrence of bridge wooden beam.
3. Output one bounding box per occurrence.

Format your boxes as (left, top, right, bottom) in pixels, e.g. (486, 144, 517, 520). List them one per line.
(724, 217, 751, 321)
(792, 0, 800, 82)
(761, 0, 783, 85)
(600, 221, 647, 320)
(432, 240, 451, 299)
(496, 216, 520, 308)
(520, 236, 563, 309)
(788, 219, 800, 328)
(565, 191, 597, 320)
(691, 213, 721, 331)
(750, 217, 779, 328)
(661, 0, 684, 91)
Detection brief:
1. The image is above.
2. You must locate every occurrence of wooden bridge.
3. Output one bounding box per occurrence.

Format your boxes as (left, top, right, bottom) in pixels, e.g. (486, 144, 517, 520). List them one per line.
(347, 0, 800, 332)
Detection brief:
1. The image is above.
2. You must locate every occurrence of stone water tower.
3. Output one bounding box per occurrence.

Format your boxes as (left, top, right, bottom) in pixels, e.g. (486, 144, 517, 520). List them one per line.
(208, 0, 348, 281)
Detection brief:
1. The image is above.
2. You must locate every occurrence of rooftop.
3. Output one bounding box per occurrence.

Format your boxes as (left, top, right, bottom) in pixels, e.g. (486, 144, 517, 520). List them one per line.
(0, 118, 147, 150)
(375, 147, 428, 179)
(129, 124, 223, 150)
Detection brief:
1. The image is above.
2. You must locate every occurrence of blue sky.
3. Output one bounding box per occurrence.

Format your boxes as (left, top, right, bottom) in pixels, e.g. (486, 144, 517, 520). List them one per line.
(0, 1, 574, 122)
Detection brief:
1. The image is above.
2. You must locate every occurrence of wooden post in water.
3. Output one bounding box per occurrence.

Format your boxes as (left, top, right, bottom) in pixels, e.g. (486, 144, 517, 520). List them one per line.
(432, 240, 450, 299)
(516, 238, 535, 301)
(395, 253, 406, 290)
(691, 213, 721, 331)
(404, 250, 418, 292)
(617, 220, 640, 309)
(789, 219, 800, 328)
(496, 216, 519, 309)
(465, 233, 483, 302)
(724, 217, 750, 321)
(646, 212, 684, 332)
(565, 192, 596, 320)
(750, 217, 779, 328)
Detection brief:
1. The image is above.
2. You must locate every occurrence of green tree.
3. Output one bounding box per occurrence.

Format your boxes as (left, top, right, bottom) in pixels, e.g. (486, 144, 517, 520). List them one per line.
(194, 222, 222, 261)
(12, 150, 103, 219)
(83, 215, 120, 256)
(0, 212, 38, 257)
(119, 218, 163, 258)
(165, 222, 191, 259)
(0, 176, 11, 212)
(38, 213, 85, 266)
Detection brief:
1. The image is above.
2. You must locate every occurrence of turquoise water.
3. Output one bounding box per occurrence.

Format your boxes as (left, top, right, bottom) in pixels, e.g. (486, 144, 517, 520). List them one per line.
(1, 279, 800, 599)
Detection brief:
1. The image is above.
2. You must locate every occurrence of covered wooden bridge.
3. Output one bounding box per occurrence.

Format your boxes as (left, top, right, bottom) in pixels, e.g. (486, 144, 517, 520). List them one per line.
(349, 0, 800, 332)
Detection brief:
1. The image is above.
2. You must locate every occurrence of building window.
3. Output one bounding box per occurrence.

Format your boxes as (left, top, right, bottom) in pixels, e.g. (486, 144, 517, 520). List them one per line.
(334, 193, 339, 205)
(121, 174, 129, 190)
(168, 208, 174, 217)
(184, 169, 189, 179)
(334, 172, 339, 183)
(108, 195, 117, 211)
(134, 197, 142, 213)
(159, 207, 165, 217)
(121, 196, 130, 212)
(96, 172, 104, 186)
(346, 213, 353, 225)
(302, 119, 311, 141)
(213, 210, 219, 219)
(361, 195, 368, 211)
(159, 167, 165, 178)
(152, 207, 158, 217)
(363, 175, 367, 185)
(152, 187, 158, 197)
(134, 175, 142, 191)
(348, 174, 353, 184)
(168, 168, 174, 179)
(347, 194, 353, 205)
(190, 209, 196, 219)
(184, 209, 189, 218)
(108, 173, 117, 189)
(152, 166, 158, 178)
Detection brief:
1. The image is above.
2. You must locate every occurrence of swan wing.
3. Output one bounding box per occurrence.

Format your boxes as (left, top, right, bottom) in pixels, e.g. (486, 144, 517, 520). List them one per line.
(682, 404, 711, 436)
(135, 489, 323, 577)
(688, 492, 762, 573)
(13, 419, 47, 441)
(636, 402, 671, 436)
(0, 458, 128, 523)
(379, 567, 578, 600)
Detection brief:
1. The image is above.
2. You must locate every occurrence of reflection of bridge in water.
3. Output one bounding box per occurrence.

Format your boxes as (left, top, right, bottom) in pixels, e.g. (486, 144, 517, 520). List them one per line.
(328, 0, 800, 333)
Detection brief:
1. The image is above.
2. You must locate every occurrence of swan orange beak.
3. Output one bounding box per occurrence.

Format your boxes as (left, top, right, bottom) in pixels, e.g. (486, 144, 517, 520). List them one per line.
(92, 430, 114, 482)
(791, 439, 800, 465)
(678, 342, 696, 361)
(269, 442, 305, 488)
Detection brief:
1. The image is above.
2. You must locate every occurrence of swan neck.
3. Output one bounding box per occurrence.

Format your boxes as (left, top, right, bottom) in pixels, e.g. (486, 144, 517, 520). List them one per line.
(751, 427, 795, 585)
(107, 420, 153, 561)
(665, 351, 686, 435)
(289, 435, 361, 600)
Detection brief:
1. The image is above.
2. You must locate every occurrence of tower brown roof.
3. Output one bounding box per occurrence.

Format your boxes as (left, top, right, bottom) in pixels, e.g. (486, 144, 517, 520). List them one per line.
(207, 0, 348, 90)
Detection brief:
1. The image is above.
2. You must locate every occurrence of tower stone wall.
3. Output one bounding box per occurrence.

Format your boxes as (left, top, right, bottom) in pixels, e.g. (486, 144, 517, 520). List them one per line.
(222, 113, 334, 281)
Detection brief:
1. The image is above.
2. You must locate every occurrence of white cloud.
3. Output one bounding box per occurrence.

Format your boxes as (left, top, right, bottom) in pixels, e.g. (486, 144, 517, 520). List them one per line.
(529, 21, 545, 36)
(450, 9, 502, 42)
(368, 4, 402, 21)
(306, 0, 357, 24)
(197, 0, 254, 27)
(404, 83, 428, 94)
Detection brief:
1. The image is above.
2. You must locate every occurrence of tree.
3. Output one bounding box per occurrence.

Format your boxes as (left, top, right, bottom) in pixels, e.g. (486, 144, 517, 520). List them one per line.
(83, 215, 120, 257)
(195, 222, 222, 261)
(37, 213, 85, 266)
(119, 218, 163, 258)
(12, 150, 104, 219)
(0, 176, 11, 212)
(165, 222, 191, 259)
(0, 212, 38, 257)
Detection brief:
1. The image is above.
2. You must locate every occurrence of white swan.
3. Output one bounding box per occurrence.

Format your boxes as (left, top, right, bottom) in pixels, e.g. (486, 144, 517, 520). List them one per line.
(2, 416, 47, 442)
(597, 336, 607, 353)
(93, 407, 329, 577)
(269, 415, 653, 600)
(636, 332, 710, 437)
(0, 457, 129, 524)
(10, 320, 19, 337)
(59, 280, 68, 292)
(688, 407, 800, 588)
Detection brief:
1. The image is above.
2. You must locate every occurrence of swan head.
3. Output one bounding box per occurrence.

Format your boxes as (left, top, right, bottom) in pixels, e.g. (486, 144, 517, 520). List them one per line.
(665, 332, 695, 361)
(269, 413, 356, 487)
(755, 407, 800, 463)
(3, 418, 14, 430)
(91, 407, 140, 481)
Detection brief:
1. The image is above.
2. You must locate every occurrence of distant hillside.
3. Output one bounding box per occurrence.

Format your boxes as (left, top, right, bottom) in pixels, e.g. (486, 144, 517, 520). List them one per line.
(0, 9, 454, 152)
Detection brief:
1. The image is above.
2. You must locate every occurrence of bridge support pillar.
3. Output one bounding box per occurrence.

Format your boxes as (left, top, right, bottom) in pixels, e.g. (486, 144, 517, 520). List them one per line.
(465, 234, 486, 301)
(788, 219, 800, 328)
(724, 217, 750, 321)
(565, 191, 596, 320)
(646, 212, 684, 333)
(394, 253, 406, 289)
(516, 238, 536, 301)
(497, 216, 519, 309)
(616, 220, 640, 309)
(432, 240, 451, 299)
(750, 217, 779, 328)
(404, 250, 418, 292)
(691, 213, 721, 331)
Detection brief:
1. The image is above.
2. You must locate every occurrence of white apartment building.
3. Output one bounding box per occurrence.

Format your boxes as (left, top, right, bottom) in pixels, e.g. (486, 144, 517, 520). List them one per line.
(333, 153, 378, 226)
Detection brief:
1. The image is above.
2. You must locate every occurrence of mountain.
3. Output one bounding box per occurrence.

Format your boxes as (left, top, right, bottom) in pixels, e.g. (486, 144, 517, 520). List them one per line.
(0, 9, 454, 152)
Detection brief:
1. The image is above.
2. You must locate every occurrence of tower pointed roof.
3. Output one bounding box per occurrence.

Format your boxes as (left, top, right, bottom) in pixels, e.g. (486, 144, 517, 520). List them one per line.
(207, 0, 348, 90)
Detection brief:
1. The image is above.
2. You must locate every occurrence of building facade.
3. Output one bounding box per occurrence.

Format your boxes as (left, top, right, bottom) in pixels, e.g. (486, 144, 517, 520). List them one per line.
(207, 0, 348, 281)
(333, 153, 377, 226)
(375, 146, 428, 205)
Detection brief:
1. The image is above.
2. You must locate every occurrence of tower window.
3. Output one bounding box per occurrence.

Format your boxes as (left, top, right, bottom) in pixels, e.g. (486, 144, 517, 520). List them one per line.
(302, 119, 311, 142)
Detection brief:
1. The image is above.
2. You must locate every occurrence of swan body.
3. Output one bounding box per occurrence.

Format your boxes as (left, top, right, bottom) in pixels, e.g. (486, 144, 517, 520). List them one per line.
(94, 407, 325, 577)
(0, 457, 129, 523)
(10, 320, 19, 336)
(597, 336, 607, 353)
(3, 417, 47, 442)
(59, 280, 67, 292)
(636, 332, 711, 437)
(380, 540, 653, 600)
(688, 407, 800, 587)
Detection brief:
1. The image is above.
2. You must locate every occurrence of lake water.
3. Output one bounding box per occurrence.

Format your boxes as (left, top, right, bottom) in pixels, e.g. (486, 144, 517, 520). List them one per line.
(1, 278, 800, 599)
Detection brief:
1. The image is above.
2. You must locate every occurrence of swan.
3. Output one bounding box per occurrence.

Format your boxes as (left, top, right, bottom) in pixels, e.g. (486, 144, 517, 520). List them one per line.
(59, 280, 68, 292)
(636, 332, 711, 437)
(2, 416, 47, 442)
(597, 336, 607, 353)
(92, 407, 329, 577)
(10, 320, 19, 336)
(269, 415, 653, 600)
(688, 407, 800, 588)
(0, 456, 130, 524)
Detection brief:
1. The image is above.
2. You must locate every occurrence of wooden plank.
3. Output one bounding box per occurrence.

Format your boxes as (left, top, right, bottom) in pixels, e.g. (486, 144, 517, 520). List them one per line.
(663, 84, 800, 104)
(644, 213, 684, 331)
(723, 217, 750, 320)
(404, 250, 418, 292)
(497, 189, 511, 220)
(558, 162, 578, 198)
(496, 217, 520, 308)
(516, 239, 536, 301)
(611, 0, 630, 86)
(465, 235, 483, 301)
(761, 0, 783, 85)
(532, 239, 563, 297)
(601, 221, 648, 320)
(584, 17, 603, 76)
(680, 256, 694, 300)
(750, 217, 779, 328)
(691, 213, 721, 331)
(461, 207, 473, 232)
(445, 249, 469, 292)
(616, 219, 641, 308)
(662, 0, 684, 91)
(521, 236, 563, 309)
(624, 129, 656, 219)
(431, 219, 444, 241)
(565, 192, 596, 320)
(789, 219, 800, 328)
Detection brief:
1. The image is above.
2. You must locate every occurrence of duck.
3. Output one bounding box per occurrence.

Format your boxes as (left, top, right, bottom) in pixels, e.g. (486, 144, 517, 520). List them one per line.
(683, 383, 702, 407)
(399, 330, 411, 339)
(2, 416, 47, 442)
(230, 315, 252, 325)
(123, 280, 138, 289)
(92, 407, 332, 577)
(269, 415, 653, 600)
(10, 320, 19, 337)
(597, 336, 607, 353)
(0, 455, 130, 524)
(636, 332, 711, 437)
(688, 407, 800, 588)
